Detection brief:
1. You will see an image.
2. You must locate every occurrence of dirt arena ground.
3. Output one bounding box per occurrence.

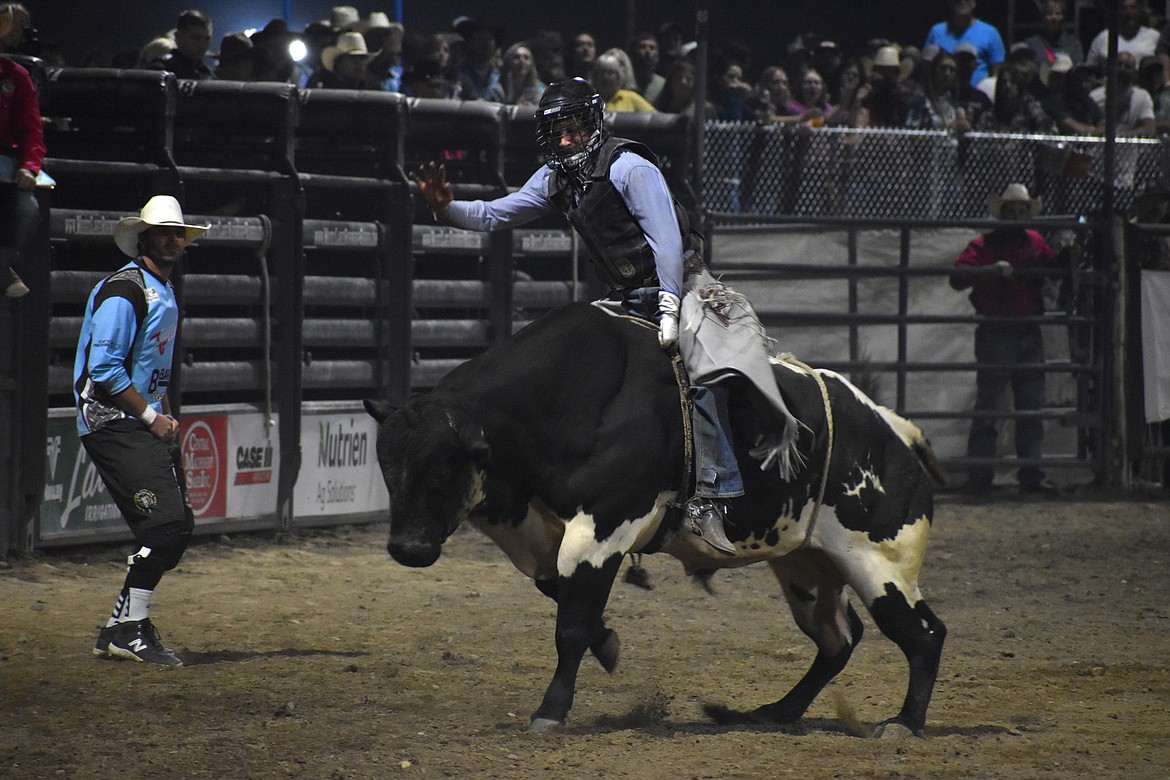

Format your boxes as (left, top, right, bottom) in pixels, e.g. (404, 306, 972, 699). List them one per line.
(2, 493, 1168, 779)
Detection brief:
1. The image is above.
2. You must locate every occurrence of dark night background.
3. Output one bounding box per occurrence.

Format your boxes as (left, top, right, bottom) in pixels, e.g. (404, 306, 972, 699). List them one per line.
(24, 1, 1110, 77)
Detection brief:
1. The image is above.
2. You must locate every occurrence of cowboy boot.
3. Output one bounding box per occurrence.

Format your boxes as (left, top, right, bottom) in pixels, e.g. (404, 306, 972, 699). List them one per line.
(684, 496, 736, 555)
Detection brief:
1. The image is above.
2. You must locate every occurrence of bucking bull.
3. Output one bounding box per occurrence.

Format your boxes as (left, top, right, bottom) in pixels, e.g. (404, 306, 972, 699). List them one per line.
(364, 302, 947, 738)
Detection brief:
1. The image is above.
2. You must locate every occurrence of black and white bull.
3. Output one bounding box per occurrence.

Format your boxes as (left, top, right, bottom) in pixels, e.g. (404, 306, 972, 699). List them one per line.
(364, 302, 947, 737)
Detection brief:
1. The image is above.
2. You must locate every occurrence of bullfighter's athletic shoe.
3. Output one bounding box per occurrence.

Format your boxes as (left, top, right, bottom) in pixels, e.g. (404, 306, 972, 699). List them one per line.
(108, 619, 183, 666)
(92, 624, 118, 657)
(684, 497, 736, 555)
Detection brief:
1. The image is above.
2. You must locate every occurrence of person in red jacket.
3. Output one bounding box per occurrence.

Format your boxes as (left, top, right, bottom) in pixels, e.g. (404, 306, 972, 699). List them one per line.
(950, 183, 1061, 495)
(0, 6, 44, 298)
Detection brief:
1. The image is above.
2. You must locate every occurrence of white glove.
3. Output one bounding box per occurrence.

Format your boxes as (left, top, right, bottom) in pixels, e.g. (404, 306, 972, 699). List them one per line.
(657, 290, 680, 350)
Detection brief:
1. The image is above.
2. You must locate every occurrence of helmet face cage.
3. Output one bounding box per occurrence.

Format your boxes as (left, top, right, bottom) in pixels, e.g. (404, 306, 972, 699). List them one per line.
(536, 91, 605, 175)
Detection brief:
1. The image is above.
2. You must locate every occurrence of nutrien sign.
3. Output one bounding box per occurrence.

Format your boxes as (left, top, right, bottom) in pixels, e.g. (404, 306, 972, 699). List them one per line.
(295, 409, 388, 517)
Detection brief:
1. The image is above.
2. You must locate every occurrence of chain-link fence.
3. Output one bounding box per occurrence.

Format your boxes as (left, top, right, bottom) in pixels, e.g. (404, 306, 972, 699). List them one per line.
(702, 124, 1166, 222)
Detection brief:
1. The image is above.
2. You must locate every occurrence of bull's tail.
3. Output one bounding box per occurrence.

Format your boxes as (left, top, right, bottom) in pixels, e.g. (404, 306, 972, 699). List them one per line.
(911, 430, 948, 486)
(889, 413, 948, 487)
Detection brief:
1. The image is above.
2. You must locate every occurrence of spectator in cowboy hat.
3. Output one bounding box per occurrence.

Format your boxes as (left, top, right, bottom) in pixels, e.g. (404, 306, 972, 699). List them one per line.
(213, 31, 255, 81)
(295, 19, 335, 88)
(330, 6, 360, 33)
(950, 183, 1061, 496)
(362, 12, 404, 91)
(863, 45, 911, 126)
(307, 30, 381, 90)
(250, 18, 298, 83)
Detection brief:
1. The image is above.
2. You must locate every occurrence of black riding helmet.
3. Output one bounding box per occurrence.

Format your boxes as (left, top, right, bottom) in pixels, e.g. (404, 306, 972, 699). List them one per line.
(536, 77, 606, 177)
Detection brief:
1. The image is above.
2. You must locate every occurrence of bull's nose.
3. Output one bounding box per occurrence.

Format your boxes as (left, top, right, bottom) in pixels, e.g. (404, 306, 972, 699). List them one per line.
(388, 538, 442, 568)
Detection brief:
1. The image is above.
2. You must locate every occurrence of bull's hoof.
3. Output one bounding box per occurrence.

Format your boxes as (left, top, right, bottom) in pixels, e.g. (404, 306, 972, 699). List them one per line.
(593, 629, 620, 674)
(528, 717, 564, 735)
(748, 701, 803, 725)
(872, 719, 919, 739)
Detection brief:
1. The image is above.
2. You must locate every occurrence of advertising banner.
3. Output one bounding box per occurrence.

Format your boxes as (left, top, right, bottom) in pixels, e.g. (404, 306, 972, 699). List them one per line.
(40, 413, 122, 541)
(39, 408, 282, 543)
(295, 408, 388, 518)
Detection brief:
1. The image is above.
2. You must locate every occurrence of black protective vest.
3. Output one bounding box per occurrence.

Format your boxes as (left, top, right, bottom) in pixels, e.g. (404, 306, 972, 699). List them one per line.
(548, 137, 695, 292)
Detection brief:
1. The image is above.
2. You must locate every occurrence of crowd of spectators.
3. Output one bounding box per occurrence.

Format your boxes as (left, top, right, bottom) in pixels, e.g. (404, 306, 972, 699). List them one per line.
(5, 0, 1170, 138)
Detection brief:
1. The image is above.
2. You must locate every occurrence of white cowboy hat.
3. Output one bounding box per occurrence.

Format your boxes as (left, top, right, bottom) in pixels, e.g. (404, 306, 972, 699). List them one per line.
(113, 195, 210, 258)
(988, 183, 1042, 219)
(322, 31, 380, 72)
(1041, 52, 1074, 86)
(872, 45, 901, 69)
(0, 8, 12, 39)
(364, 12, 392, 30)
(330, 5, 360, 31)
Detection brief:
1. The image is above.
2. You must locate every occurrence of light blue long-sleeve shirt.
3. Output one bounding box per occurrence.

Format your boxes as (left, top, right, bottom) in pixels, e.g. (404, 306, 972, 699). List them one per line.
(440, 151, 684, 296)
(74, 261, 178, 435)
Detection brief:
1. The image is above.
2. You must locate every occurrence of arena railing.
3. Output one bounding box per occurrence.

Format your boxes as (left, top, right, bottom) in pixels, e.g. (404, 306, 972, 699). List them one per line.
(40, 68, 181, 211)
(701, 123, 1163, 221)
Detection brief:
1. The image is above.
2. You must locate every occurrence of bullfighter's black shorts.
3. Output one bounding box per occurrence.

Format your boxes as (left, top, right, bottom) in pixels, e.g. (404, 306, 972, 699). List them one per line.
(81, 418, 195, 537)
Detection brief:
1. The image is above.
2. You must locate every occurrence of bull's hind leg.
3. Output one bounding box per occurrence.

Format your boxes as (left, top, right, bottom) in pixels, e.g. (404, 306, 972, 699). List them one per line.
(748, 552, 864, 724)
(529, 553, 624, 733)
(835, 503, 946, 736)
(864, 582, 945, 737)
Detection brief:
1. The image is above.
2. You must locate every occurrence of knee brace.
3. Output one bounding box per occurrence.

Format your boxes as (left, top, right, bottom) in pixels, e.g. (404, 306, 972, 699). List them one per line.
(125, 522, 192, 587)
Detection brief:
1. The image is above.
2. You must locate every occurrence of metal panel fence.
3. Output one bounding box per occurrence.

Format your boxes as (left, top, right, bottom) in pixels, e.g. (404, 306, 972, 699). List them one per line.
(702, 125, 1165, 221)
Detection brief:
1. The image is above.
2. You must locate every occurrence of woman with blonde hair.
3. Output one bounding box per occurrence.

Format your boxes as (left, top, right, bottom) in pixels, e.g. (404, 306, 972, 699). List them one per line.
(593, 51, 656, 112)
(600, 46, 637, 90)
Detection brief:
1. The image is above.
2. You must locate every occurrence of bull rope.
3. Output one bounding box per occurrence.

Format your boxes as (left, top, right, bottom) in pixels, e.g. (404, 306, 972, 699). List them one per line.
(773, 354, 834, 549)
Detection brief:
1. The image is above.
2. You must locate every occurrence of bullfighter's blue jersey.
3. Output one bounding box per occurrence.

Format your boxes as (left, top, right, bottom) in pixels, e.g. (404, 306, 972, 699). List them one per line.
(74, 260, 178, 436)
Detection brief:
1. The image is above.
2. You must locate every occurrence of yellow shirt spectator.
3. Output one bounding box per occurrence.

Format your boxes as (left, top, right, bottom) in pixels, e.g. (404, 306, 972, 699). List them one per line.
(606, 89, 658, 113)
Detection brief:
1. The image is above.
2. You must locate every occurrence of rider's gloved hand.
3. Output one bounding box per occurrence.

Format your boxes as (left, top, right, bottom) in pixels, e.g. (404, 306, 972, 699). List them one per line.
(657, 290, 681, 350)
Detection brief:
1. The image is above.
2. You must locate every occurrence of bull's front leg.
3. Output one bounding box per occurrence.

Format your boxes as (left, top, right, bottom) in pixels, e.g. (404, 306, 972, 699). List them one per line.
(528, 552, 623, 733)
(534, 578, 621, 673)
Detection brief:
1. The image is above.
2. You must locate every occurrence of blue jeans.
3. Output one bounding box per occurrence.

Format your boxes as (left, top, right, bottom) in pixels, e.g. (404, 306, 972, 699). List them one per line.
(620, 287, 744, 499)
(0, 185, 40, 276)
(967, 322, 1046, 487)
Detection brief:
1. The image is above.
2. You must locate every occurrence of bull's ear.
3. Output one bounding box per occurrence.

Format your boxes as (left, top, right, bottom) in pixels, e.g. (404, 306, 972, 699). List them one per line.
(364, 398, 397, 423)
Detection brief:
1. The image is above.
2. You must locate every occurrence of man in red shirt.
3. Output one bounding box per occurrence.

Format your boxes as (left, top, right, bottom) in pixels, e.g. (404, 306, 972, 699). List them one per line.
(0, 6, 44, 298)
(950, 183, 1061, 494)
